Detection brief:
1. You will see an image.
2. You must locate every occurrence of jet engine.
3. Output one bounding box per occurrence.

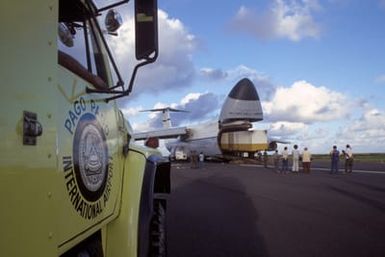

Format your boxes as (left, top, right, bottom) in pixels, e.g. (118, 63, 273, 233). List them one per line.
(268, 141, 278, 151)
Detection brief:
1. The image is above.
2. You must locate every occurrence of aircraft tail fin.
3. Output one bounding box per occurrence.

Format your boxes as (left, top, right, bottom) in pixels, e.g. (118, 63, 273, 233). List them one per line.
(140, 107, 188, 128)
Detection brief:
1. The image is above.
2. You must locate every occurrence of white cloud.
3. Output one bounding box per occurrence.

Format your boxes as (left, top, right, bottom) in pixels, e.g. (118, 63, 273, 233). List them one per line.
(230, 0, 321, 42)
(200, 68, 228, 81)
(264, 83, 385, 153)
(336, 108, 385, 152)
(180, 93, 202, 105)
(227, 65, 276, 99)
(121, 106, 143, 117)
(269, 121, 307, 137)
(198, 65, 275, 99)
(108, 9, 198, 97)
(264, 80, 349, 123)
(348, 109, 385, 132)
(133, 92, 221, 131)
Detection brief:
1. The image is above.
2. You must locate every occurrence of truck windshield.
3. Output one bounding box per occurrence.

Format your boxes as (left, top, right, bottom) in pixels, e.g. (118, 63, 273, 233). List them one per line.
(58, 0, 121, 89)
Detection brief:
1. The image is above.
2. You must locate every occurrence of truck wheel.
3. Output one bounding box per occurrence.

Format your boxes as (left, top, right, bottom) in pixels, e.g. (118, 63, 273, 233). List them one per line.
(150, 199, 167, 257)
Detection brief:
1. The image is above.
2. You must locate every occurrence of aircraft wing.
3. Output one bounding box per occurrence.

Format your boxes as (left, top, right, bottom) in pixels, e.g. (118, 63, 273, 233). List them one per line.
(133, 126, 189, 140)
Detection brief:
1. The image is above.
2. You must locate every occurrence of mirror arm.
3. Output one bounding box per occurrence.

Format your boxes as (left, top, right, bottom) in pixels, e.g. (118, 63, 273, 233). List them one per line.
(86, 79, 124, 93)
(86, 51, 158, 102)
(103, 52, 158, 102)
(127, 55, 157, 95)
(86, 88, 120, 94)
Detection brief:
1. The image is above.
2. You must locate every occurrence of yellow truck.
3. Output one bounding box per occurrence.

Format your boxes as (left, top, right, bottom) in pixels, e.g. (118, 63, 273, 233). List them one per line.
(0, 0, 170, 256)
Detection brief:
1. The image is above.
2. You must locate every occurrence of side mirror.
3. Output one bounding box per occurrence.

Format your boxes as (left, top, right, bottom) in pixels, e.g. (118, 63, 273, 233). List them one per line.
(105, 9, 123, 33)
(88, 0, 159, 101)
(135, 0, 158, 61)
(58, 23, 74, 47)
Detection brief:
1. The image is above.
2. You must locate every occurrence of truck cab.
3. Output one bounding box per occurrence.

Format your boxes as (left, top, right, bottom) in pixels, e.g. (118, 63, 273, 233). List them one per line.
(0, 0, 170, 256)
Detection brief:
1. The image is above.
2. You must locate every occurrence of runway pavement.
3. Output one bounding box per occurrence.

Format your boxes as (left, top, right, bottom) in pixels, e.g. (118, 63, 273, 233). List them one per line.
(167, 162, 385, 257)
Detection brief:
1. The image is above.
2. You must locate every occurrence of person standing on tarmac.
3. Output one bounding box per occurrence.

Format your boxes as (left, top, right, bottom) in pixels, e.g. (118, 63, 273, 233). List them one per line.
(263, 151, 268, 168)
(292, 145, 300, 173)
(343, 144, 353, 173)
(330, 145, 340, 174)
(273, 150, 280, 173)
(281, 147, 289, 174)
(199, 152, 205, 168)
(190, 150, 198, 169)
(302, 147, 312, 174)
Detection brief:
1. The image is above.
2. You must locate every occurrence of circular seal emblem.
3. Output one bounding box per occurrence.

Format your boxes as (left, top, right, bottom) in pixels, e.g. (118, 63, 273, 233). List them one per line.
(73, 113, 109, 202)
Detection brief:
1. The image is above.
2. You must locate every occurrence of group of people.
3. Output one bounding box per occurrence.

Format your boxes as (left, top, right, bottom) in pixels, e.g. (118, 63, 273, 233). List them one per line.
(190, 151, 205, 168)
(330, 144, 354, 174)
(269, 144, 354, 175)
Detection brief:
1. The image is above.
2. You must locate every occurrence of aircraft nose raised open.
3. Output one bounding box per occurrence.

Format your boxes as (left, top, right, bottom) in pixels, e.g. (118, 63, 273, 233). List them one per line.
(219, 78, 263, 124)
(228, 78, 260, 101)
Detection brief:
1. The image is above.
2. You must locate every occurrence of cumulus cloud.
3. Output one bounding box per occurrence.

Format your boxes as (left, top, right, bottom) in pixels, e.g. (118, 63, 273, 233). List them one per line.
(121, 106, 143, 117)
(134, 92, 221, 130)
(198, 65, 275, 99)
(345, 109, 385, 133)
(108, 10, 198, 97)
(200, 68, 228, 81)
(230, 0, 321, 42)
(228, 65, 276, 99)
(269, 121, 307, 137)
(336, 108, 385, 152)
(264, 80, 349, 123)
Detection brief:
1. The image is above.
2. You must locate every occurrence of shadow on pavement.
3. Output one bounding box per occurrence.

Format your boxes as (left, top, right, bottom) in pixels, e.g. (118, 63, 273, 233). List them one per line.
(343, 180, 385, 194)
(167, 174, 269, 257)
(328, 185, 385, 212)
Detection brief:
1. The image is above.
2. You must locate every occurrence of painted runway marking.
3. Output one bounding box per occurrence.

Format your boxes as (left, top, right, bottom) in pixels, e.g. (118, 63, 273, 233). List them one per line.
(312, 167, 385, 175)
(239, 164, 385, 174)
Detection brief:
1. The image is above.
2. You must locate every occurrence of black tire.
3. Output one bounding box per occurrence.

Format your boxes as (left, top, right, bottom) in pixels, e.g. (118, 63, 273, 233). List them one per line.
(150, 199, 167, 257)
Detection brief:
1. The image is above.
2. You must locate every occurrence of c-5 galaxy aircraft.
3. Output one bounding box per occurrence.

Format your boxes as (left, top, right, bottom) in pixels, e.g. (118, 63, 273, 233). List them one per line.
(134, 78, 286, 160)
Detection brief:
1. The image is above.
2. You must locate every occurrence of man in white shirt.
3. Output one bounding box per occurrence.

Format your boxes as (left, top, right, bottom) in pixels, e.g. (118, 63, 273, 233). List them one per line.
(199, 152, 205, 168)
(292, 144, 300, 173)
(281, 147, 289, 174)
(344, 144, 353, 173)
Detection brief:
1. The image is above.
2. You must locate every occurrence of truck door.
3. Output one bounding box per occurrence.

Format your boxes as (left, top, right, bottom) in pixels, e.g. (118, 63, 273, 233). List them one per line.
(55, 2, 124, 249)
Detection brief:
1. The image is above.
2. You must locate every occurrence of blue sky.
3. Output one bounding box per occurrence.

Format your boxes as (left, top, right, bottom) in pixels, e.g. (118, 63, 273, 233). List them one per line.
(109, 0, 385, 153)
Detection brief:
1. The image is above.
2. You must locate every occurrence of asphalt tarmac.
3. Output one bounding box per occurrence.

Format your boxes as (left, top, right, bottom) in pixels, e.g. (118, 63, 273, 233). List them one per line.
(167, 162, 385, 257)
